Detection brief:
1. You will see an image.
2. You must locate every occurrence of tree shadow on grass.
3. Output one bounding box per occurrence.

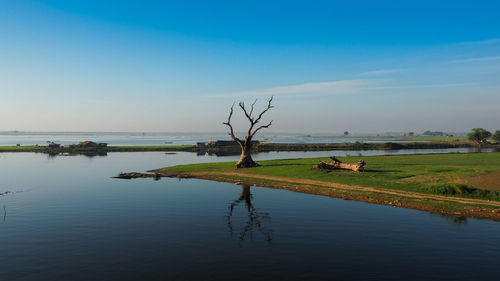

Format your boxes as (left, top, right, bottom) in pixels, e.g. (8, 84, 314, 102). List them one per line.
(316, 168, 402, 173)
(362, 169, 403, 173)
(261, 163, 303, 167)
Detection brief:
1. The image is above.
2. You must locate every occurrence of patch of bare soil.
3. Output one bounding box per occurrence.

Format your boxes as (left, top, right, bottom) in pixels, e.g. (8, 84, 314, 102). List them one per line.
(465, 171, 500, 190)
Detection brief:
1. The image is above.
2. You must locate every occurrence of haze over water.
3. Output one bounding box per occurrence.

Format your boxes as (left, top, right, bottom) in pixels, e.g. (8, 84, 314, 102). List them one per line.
(0, 132, 427, 146)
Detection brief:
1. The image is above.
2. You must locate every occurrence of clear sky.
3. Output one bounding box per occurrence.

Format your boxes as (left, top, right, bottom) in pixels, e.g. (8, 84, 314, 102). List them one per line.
(1, 0, 499, 134)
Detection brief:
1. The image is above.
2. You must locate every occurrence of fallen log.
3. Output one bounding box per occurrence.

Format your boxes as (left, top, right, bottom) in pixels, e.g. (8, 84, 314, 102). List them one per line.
(315, 156, 365, 172)
(113, 172, 165, 179)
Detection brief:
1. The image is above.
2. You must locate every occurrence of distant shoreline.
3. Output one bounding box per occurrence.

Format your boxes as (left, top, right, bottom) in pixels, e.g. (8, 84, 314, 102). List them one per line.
(1, 141, 495, 154)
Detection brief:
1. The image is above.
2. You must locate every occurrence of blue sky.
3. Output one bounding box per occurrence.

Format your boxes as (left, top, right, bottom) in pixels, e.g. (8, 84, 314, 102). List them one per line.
(1, 0, 499, 133)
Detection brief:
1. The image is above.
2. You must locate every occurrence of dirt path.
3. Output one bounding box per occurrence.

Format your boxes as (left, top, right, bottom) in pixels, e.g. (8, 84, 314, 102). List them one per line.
(179, 171, 500, 208)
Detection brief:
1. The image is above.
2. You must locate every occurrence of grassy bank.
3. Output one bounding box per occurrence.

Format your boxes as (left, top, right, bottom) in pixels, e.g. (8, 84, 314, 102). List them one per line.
(256, 141, 475, 151)
(0, 141, 496, 154)
(0, 145, 40, 151)
(154, 152, 500, 220)
(0, 145, 194, 153)
(313, 135, 468, 142)
(106, 145, 193, 152)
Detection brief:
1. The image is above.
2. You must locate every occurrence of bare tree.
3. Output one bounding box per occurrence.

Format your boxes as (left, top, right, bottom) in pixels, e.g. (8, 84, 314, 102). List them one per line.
(223, 96, 274, 168)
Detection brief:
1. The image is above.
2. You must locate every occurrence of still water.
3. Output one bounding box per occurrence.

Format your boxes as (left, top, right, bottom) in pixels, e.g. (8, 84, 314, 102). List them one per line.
(0, 132, 421, 146)
(1, 152, 499, 281)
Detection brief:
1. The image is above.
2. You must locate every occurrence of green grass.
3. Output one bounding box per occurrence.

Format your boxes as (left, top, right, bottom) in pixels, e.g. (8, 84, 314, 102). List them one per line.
(112, 145, 192, 149)
(0, 145, 194, 152)
(423, 183, 500, 201)
(256, 141, 473, 152)
(397, 135, 497, 143)
(108, 145, 193, 151)
(1, 140, 491, 154)
(396, 135, 467, 142)
(160, 152, 500, 201)
(310, 135, 467, 142)
(0, 145, 39, 151)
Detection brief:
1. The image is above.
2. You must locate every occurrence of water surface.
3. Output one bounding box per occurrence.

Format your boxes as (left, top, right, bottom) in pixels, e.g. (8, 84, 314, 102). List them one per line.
(1, 152, 499, 281)
(0, 132, 428, 146)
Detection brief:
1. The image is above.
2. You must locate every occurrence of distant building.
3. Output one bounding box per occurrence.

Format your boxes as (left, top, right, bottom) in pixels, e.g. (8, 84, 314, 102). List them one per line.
(196, 140, 259, 148)
(48, 142, 61, 148)
(78, 141, 107, 148)
(79, 141, 97, 147)
(209, 140, 240, 147)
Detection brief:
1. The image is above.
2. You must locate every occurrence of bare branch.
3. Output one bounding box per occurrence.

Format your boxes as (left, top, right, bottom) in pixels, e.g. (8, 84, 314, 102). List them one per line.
(222, 103, 243, 145)
(253, 96, 274, 125)
(251, 120, 273, 137)
(245, 99, 259, 137)
(248, 96, 273, 137)
(239, 101, 253, 122)
(249, 99, 257, 117)
(238, 101, 255, 137)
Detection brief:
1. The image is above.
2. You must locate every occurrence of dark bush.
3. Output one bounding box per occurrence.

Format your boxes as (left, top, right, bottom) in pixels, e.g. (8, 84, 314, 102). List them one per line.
(424, 183, 500, 201)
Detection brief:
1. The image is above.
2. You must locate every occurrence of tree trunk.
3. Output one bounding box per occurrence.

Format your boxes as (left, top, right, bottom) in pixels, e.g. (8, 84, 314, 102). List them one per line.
(236, 143, 257, 168)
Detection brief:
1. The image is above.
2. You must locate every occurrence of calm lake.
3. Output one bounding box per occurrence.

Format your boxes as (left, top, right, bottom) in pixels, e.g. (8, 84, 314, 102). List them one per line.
(1, 151, 499, 281)
(0, 132, 428, 146)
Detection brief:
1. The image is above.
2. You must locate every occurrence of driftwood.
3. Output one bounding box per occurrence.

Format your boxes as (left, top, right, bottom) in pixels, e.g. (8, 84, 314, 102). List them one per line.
(113, 172, 164, 179)
(315, 156, 365, 172)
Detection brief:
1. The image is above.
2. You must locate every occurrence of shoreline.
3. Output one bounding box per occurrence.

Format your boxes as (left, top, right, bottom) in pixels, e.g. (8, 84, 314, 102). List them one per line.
(1, 141, 496, 154)
(152, 153, 500, 221)
(153, 169, 500, 221)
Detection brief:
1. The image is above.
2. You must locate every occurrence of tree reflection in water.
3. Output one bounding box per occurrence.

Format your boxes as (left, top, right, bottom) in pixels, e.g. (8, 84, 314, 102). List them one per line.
(226, 184, 272, 243)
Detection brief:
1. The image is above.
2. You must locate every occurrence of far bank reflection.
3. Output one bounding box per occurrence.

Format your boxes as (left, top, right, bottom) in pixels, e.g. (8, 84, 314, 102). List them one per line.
(45, 151, 108, 158)
(226, 184, 272, 244)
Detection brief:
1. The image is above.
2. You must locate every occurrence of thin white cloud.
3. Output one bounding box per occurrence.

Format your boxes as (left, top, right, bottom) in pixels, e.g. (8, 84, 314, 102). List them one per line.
(455, 38, 500, 46)
(359, 69, 404, 76)
(213, 79, 480, 100)
(214, 79, 383, 99)
(371, 82, 476, 90)
(451, 56, 500, 63)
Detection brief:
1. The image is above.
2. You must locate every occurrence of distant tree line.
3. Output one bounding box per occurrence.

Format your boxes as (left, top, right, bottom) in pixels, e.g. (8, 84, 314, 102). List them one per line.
(422, 131, 445, 136)
(467, 128, 500, 145)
